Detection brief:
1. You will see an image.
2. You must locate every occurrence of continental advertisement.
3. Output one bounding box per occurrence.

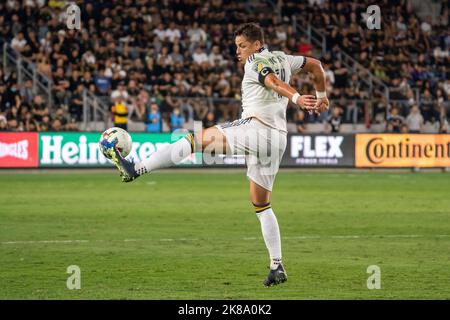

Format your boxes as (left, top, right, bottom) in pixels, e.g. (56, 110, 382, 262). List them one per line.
(355, 134, 450, 167)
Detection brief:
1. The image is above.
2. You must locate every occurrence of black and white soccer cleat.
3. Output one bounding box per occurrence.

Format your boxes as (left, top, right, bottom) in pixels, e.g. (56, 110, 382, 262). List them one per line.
(263, 263, 288, 287)
(109, 146, 140, 183)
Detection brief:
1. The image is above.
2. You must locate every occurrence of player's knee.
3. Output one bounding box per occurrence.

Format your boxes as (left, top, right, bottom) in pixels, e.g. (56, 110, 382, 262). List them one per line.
(201, 127, 227, 153)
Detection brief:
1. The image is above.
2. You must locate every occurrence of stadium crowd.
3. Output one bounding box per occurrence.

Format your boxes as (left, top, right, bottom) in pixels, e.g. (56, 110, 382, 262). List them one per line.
(0, 0, 448, 133)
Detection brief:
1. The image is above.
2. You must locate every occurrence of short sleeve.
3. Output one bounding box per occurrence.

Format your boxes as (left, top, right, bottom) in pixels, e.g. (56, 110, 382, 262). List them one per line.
(286, 55, 307, 74)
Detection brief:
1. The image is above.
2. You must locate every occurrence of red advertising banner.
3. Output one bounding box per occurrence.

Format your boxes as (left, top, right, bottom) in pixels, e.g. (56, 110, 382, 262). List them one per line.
(0, 132, 39, 167)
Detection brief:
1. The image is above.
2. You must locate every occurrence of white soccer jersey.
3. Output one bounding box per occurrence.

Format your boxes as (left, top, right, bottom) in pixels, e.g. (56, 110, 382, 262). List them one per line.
(241, 47, 306, 133)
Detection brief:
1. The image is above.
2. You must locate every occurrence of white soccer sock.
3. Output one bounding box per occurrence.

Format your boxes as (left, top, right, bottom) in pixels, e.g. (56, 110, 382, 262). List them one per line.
(255, 205, 282, 270)
(134, 133, 195, 175)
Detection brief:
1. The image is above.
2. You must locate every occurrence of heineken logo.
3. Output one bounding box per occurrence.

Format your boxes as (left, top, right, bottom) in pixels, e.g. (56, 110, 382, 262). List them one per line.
(39, 134, 172, 166)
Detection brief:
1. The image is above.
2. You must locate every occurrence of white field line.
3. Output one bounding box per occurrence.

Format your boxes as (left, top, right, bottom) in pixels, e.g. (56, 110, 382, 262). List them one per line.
(1, 234, 449, 245)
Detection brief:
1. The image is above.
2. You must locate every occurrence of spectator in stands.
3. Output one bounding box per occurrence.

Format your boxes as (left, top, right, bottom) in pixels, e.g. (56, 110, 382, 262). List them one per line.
(420, 89, 439, 123)
(295, 110, 307, 133)
(156, 46, 173, 71)
(435, 88, 446, 113)
(54, 107, 68, 129)
(386, 107, 405, 133)
(51, 118, 62, 131)
(325, 107, 343, 133)
(41, 115, 51, 130)
(69, 84, 84, 122)
(406, 105, 424, 133)
(3, 81, 21, 110)
(179, 99, 194, 123)
(400, 124, 409, 133)
(95, 69, 112, 96)
(0, 115, 8, 131)
(170, 44, 184, 64)
(192, 46, 209, 66)
(134, 87, 150, 121)
(333, 60, 348, 89)
(20, 79, 34, 106)
(440, 117, 449, 133)
(373, 95, 390, 124)
(22, 111, 38, 131)
(298, 36, 313, 56)
(202, 111, 216, 129)
(111, 99, 129, 130)
(170, 107, 185, 131)
(111, 81, 129, 104)
(11, 32, 27, 53)
(153, 23, 167, 41)
(0, 83, 7, 114)
(31, 95, 48, 123)
(165, 22, 181, 43)
(187, 22, 207, 51)
(39, 122, 49, 132)
(66, 118, 79, 131)
(208, 45, 226, 67)
(344, 93, 359, 124)
(146, 102, 161, 133)
(53, 67, 70, 105)
(5, 104, 20, 128)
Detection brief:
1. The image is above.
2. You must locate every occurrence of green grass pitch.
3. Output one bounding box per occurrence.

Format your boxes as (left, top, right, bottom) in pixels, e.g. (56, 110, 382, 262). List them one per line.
(0, 169, 449, 299)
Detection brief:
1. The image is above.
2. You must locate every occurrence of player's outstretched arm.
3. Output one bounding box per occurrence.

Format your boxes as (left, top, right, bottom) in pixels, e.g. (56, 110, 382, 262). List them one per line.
(299, 58, 329, 113)
(263, 73, 317, 112)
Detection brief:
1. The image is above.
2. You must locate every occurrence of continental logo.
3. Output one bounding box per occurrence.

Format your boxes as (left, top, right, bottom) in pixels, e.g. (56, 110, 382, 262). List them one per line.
(356, 134, 450, 167)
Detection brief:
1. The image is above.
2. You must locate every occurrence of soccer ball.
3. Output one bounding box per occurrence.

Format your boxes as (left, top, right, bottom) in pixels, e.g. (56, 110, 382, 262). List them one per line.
(99, 127, 132, 159)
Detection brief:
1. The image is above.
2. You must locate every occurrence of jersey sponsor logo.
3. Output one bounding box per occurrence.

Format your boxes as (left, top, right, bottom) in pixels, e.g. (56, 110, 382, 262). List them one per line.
(257, 63, 263, 72)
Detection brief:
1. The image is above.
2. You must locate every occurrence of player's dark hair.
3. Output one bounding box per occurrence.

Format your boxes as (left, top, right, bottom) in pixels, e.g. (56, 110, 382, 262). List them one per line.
(234, 23, 264, 43)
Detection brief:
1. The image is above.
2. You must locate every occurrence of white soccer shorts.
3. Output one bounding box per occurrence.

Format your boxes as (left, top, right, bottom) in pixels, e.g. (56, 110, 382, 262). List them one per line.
(216, 117, 287, 191)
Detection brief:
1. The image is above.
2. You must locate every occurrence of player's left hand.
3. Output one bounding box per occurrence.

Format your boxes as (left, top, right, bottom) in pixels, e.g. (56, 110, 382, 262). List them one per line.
(314, 96, 329, 115)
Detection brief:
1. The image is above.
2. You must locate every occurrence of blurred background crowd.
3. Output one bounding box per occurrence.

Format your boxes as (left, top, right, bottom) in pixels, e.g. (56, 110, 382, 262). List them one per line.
(0, 0, 449, 133)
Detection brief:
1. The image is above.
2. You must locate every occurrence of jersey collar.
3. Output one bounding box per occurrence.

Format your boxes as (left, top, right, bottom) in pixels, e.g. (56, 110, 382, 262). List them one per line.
(257, 46, 268, 53)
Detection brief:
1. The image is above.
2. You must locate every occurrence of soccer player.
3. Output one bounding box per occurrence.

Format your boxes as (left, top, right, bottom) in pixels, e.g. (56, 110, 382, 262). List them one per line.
(105, 23, 329, 286)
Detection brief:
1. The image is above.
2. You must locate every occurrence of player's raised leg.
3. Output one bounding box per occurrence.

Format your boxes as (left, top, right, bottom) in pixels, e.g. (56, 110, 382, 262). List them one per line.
(250, 180, 287, 287)
(107, 127, 229, 182)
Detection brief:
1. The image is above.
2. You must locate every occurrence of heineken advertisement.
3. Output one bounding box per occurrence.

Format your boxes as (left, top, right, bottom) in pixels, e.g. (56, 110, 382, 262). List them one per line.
(38, 132, 201, 167)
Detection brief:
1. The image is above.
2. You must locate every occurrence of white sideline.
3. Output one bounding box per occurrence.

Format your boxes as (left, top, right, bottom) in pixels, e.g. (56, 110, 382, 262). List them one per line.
(1, 234, 449, 245)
